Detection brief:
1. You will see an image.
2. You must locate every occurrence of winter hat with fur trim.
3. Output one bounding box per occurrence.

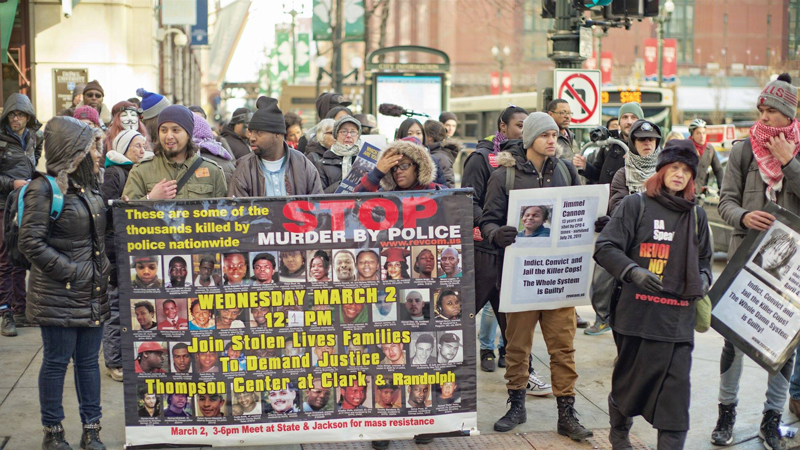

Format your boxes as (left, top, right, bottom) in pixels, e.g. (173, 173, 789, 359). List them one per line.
(44, 116, 104, 193)
(656, 139, 699, 179)
(377, 138, 436, 191)
(759, 73, 798, 119)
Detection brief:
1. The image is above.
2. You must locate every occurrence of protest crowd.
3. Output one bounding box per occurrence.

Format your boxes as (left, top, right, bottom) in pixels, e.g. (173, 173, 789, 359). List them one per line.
(0, 71, 799, 450)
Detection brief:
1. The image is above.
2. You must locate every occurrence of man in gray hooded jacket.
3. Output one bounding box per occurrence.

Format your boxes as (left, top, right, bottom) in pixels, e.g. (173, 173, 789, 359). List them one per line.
(0, 93, 41, 336)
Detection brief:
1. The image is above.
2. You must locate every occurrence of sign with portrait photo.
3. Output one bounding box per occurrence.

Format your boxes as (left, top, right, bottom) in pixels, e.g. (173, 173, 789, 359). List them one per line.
(115, 190, 477, 447)
(710, 202, 800, 374)
(499, 184, 609, 312)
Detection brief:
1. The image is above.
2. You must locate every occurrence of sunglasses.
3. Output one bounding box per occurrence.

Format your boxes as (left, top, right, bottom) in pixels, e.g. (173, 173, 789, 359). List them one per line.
(84, 92, 103, 99)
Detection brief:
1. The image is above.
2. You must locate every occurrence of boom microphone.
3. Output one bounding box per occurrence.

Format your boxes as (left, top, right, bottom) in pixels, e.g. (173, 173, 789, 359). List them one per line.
(378, 103, 430, 118)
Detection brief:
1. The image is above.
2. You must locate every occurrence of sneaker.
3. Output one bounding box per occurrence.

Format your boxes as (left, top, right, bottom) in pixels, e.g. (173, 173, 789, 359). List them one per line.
(106, 367, 123, 382)
(576, 313, 589, 328)
(758, 410, 785, 450)
(1, 314, 17, 337)
(480, 349, 496, 372)
(526, 370, 552, 397)
(371, 440, 390, 449)
(711, 403, 736, 446)
(584, 320, 611, 335)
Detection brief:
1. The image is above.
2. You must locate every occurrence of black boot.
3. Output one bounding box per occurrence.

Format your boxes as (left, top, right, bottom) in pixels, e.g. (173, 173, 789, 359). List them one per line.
(480, 349, 496, 372)
(371, 441, 389, 449)
(80, 422, 106, 450)
(494, 389, 527, 432)
(557, 396, 593, 441)
(42, 423, 72, 450)
(710, 403, 736, 446)
(1, 313, 17, 337)
(758, 410, 785, 450)
(608, 394, 633, 450)
(498, 346, 506, 368)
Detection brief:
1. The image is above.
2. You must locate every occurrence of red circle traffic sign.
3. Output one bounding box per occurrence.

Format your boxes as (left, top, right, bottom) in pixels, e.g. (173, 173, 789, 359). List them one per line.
(558, 73, 599, 124)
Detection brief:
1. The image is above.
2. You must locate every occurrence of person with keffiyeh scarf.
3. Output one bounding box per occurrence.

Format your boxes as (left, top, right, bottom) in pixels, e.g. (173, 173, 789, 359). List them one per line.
(713, 73, 800, 450)
(585, 119, 664, 337)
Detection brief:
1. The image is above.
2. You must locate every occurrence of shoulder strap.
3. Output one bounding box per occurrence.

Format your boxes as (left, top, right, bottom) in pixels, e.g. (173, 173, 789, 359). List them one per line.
(636, 193, 645, 229)
(740, 139, 753, 184)
(695, 205, 700, 235)
(505, 166, 515, 192)
(555, 159, 572, 185)
(176, 157, 205, 195)
(17, 175, 63, 228)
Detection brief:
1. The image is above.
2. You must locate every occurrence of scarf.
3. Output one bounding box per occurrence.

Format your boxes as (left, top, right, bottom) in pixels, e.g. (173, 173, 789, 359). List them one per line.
(750, 119, 800, 199)
(653, 192, 704, 299)
(330, 141, 360, 179)
(693, 139, 705, 157)
(492, 131, 508, 154)
(625, 147, 661, 194)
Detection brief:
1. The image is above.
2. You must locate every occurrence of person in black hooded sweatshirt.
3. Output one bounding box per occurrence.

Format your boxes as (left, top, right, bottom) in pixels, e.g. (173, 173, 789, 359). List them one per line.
(594, 139, 712, 450)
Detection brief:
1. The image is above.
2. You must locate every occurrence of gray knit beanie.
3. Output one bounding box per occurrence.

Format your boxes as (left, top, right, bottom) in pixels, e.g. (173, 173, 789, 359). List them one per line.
(759, 73, 798, 119)
(619, 102, 644, 121)
(522, 112, 559, 149)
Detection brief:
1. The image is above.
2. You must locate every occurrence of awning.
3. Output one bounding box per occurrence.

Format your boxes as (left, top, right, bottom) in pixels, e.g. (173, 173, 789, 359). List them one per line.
(207, 0, 251, 86)
(677, 86, 762, 114)
(0, 0, 19, 64)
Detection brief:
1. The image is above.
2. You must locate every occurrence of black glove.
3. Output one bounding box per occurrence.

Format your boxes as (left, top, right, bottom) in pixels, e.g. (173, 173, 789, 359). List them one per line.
(626, 267, 663, 293)
(594, 215, 610, 233)
(493, 226, 518, 248)
(702, 274, 710, 296)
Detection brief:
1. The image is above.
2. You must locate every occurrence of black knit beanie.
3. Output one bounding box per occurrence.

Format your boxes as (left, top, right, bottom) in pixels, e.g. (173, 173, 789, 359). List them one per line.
(248, 96, 286, 134)
(656, 139, 700, 179)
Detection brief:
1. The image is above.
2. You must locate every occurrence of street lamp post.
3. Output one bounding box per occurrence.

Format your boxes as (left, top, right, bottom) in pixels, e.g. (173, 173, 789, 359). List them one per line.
(283, 1, 305, 84)
(655, 0, 674, 87)
(491, 45, 511, 73)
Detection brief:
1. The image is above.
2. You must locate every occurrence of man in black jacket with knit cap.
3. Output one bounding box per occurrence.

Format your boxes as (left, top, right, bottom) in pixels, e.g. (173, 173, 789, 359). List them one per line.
(481, 112, 592, 441)
(228, 96, 322, 197)
(221, 107, 252, 160)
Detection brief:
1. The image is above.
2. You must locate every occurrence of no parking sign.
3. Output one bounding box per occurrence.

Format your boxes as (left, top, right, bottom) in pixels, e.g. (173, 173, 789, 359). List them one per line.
(554, 69, 602, 128)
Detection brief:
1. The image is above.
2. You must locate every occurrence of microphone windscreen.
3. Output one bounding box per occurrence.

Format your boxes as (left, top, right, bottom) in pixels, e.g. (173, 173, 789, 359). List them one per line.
(378, 103, 405, 117)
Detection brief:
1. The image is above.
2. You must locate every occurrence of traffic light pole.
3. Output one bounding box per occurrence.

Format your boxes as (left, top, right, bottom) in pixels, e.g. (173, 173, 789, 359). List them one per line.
(550, 0, 583, 69)
(332, 0, 344, 93)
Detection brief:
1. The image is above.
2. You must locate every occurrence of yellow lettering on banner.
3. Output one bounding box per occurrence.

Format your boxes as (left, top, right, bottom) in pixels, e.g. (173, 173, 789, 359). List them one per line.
(313, 288, 378, 305)
(196, 291, 306, 310)
(233, 376, 289, 392)
(244, 354, 311, 371)
(144, 379, 226, 396)
(320, 371, 368, 388)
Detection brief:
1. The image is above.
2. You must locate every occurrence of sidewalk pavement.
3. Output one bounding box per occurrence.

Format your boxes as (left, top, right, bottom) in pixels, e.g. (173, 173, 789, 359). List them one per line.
(3, 262, 800, 449)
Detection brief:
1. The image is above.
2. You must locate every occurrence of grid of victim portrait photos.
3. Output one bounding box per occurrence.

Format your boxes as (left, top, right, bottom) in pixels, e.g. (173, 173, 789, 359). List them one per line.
(127, 244, 471, 425)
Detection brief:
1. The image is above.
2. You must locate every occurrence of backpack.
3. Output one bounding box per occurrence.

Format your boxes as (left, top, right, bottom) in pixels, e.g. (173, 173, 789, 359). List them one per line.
(505, 158, 572, 192)
(3, 174, 64, 269)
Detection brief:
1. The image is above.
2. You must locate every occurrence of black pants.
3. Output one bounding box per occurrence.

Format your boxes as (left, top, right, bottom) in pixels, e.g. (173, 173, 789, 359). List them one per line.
(0, 210, 26, 316)
(474, 249, 507, 348)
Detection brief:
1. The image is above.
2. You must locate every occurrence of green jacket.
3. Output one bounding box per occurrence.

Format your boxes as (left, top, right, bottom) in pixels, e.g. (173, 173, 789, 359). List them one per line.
(122, 151, 227, 200)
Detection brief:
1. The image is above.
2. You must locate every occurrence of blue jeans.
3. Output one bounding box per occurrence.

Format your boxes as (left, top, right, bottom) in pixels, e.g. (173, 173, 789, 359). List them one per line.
(479, 303, 504, 350)
(39, 326, 104, 426)
(791, 345, 800, 399)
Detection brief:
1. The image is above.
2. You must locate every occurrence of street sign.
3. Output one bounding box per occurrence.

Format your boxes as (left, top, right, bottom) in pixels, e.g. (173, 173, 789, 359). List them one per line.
(554, 69, 601, 128)
(52, 68, 88, 116)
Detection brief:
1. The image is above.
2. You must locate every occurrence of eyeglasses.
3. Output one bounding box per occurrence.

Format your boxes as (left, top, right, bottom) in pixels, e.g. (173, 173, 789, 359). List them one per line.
(552, 111, 573, 117)
(84, 92, 103, 99)
(391, 162, 414, 173)
(338, 130, 359, 137)
(8, 112, 27, 120)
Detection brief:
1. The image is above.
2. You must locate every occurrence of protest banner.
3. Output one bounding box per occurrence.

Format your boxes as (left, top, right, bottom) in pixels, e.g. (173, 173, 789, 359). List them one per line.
(499, 184, 609, 312)
(335, 142, 381, 194)
(710, 202, 800, 374)
(116, 190, 477, 447)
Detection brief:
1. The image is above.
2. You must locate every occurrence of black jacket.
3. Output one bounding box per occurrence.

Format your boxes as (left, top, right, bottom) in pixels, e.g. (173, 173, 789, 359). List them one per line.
(480, 140, 581, 249)
(100, 161, 133, 285)
(316, 149, 345, 194)
(0, 94, 41, 209)
(429, 138, 461, 189)
(19, 117, 110, 327)
(304, 139, 327, 166)
(581, 140, 626, 185)
(462, 139, 503, 253)
(220, 125, 250, 160)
